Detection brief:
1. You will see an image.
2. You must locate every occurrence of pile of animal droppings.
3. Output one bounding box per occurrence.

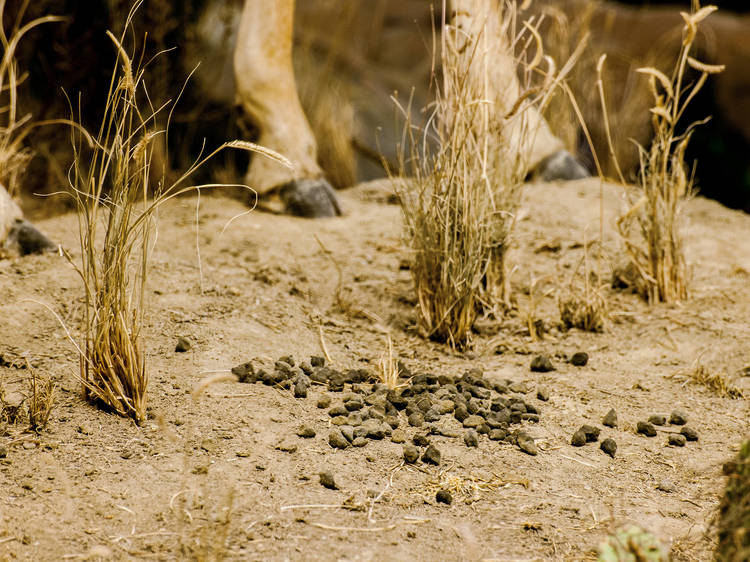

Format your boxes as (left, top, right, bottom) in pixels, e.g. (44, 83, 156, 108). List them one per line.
(231, 355, 551, 460)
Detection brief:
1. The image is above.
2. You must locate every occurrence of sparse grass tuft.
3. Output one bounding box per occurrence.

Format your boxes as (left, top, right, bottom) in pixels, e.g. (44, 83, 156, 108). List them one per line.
(670, 361, 745, 399)
(25, 360, 54, 432)
(615, 4, 724, 303)
(66, 2, 284, 423)
(394, 1, 568, 348)
(558, 238, 607, 333)
(377, 335, 399, 389)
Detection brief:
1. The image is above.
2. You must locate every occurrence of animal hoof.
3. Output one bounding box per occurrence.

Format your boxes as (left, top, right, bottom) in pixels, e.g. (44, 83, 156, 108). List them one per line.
(7, 219, 56, 256)
(535, 150, 590, 182)
(279, 178, 341, 218)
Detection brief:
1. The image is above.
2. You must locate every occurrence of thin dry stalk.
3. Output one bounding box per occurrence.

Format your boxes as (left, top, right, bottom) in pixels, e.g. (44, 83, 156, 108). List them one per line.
(377, 335, 399, 389)
(25, 359, 55, 431)
(615, 4, 723, 303)
(394, 1, 565, 348)
(67, 2, 286, 422)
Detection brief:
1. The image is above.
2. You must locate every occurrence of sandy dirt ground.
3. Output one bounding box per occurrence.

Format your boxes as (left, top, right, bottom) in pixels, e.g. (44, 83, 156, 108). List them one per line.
(0, 178, 748, 561)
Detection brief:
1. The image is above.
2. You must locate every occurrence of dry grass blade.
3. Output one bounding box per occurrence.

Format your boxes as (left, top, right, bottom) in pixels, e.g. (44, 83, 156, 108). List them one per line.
(377, 335, 399, 389)
(25, 358, 55, 432)
(67, 3, 284, 423)
(668, 361, 745, 399)
(614, 2, 722, 304)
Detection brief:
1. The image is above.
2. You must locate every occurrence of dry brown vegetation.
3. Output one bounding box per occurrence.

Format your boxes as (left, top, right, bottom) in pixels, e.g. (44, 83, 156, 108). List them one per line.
(615, 5, 724, 304)
(66, 3, 284, 423)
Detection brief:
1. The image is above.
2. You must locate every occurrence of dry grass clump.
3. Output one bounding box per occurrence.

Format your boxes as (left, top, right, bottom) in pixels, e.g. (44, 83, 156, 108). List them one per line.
(67, 3, 283, 422)
(716, 441, 750, 562)
(558, 240, 607, 333)
(377, 335, 399, 389)
(669, 361, 745, 399)
(615, 4, 724, 304)
(25, 361, 54, 432)
(395, 1, 569, 348)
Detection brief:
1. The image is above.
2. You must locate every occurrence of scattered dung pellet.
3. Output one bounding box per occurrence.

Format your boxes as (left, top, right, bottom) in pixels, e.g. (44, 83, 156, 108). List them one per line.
(570, 352, 588, 366)
(175, 337, 191, 353)
(310, 356, 325, 368)
(436, 489, 453, 505)
(657, 479, 677, 493)
(462, 414, 484, 429)
(319, 471, 338, 490)
(231, 361, 257, 383)
(328, 429, 349, 449)
(600, 438, 617, 458)
(669, 410, 688, 425)
(489, 429, 507, 441)
(464, 429, 479, 448)
(421, 444, 442, 465)
(668, 434, 686, 447)
(571, 429, 587, 447)
(352, 437, 368, 447)
(391, 429, 406, 444)
(328, 404, 348, 417)
(403, 444, 420, 464)
(344, 397, 364, 411)
(637, 421, 657, 437)
(408, 412, 425, 427)
(296, 425, 316, 438)
(453, 404, 469, 423)
(384, 415, 400, 430)
(648, 414, 667, 426)
(580, 425, 601, 443)
(275, 439, 298, 453)
(293, 376, 310, 398)
(680, 426, 699, 441)
(536, 387, 550, 401)
(602, 409, 618, 428)
(279, 355, 295, 367)
(317, 394, 332, 409)
(413, 434, 430, 447)
(530, 354, 555, 373)
(516, 431, 538, 456)
(423, 408, 442, 423)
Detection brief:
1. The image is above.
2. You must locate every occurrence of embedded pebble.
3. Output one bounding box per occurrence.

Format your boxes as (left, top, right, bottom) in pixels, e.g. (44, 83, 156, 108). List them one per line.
(403, 444, 420, 464)
(648, 414, 667, 426)
(530, 354, 555, 372)
(536, 387, 550, 401)
(602, 409, 618, 428)
(328, 403, 348, 417)
(352, 437, 368, 447)
(515, 431, 538, 456)
(600, 438, 617, 458)
(489, 429, 506, 441)
(421, 444, 442, 465)
(296, 425, 316, 438)
(175, 337, 191, 352)
(669, 410, 688, 425)
(328, 429, 349, 449)
(319, 471, 338, 490)
(462, 415, 484, 429)
(668, 434, 686, 447)
(680, 426, 699, 441)
(571, 429, 587, 447)
(657, 479, 677, 493)
(436, 489, 453, 505)
(637, 421, 657, 437)
(390, 429, 406, 444)
(317, 394, 332, 409)
(275, 439, 298, 453)
(580, 425, 600, 443)
(464, 430, 479, 448)
(570, 352, 588, 366)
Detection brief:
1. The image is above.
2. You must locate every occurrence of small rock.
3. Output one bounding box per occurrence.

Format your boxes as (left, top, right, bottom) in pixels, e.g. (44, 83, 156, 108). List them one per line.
(571, 429, 587, 447)
(530, 354, 555, 373)
(330, 416, 348, 426)
(344, 397, 364, 411)
(293, 375, 310, 398)
(648, 414, 666, 426)
(508, 381, 530, 394)
(680, 426, 699, 441)
(421, 444, 442, 465)
(602, 409, 618, 428)
(489, 429, 507, 441)
(328, 429, 349, 449)
(423, 408, 442, 423)
(352, 437, 368, 447)
(386, 389, 408, 410)
(536, 387, 550, 401)
(521, 413, 540, 423)
(464, 430, 479, 448)
(275, 439, 298, 453)
(570, 352, 588, 366)
(403, 444, 420, 464)
(462, 414, 485, 429)
(23, 441, 37, 450)
(391, 429, 406, 444)
(436, 489, 453, 505)
(362, 419, 387, 440)
(316, 394, 332, 409)
(327, 370, 347, 392)
(453, 404, 470, 423)
(328, 403, 348, 417)
(637, 421, 657, 437)
(231, 361, 257, 383)
(340, 426, 355, 443)
(200, 438, 217, 453)
(600, 438, 617, 458)
(279, 355, 295, 367)
(319, 471, 338, 490)
(408, 412, 425, 427)
(669, 410, 688, 426)
(0, 445, 7, 458)
(580, 425, 601, 442)
(516, 431, 538, 456)
(668, 434, 686, 447)
(310, 356, 325, 368)
(413, 433, 430, 447)
(299, 361, 313, 375)
(384, 415, 400, 430)
(297, 424, 315, 439)
(657, 479, 677, 493)
(175, 337, 191, 352)
(78, 424, 93, 435)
